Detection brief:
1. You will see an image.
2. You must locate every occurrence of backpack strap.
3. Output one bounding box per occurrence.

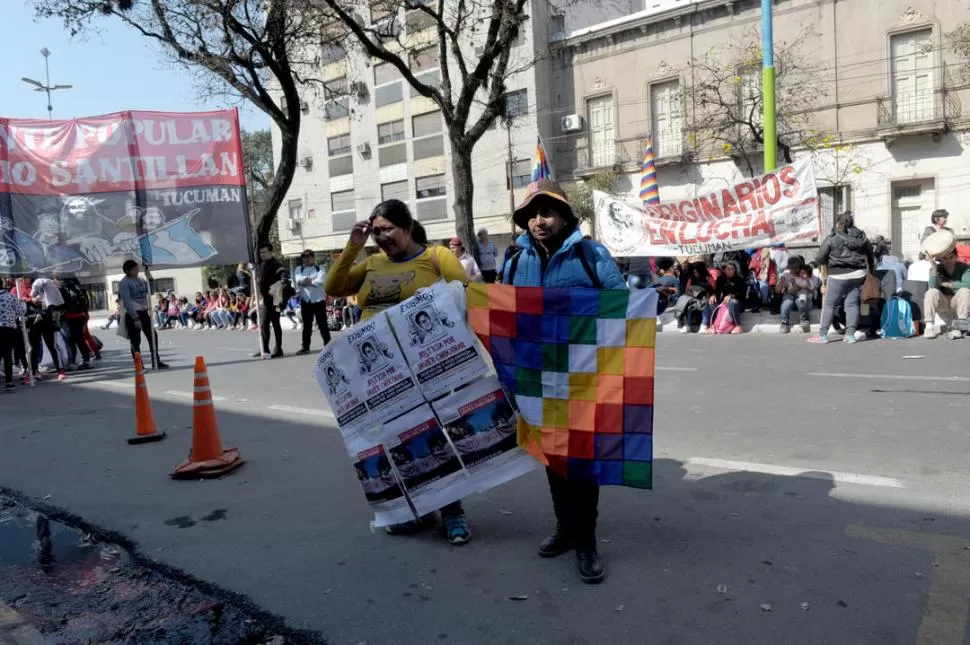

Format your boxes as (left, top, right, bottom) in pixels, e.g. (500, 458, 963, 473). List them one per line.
(576, 240, 604, 289)
(506, 250, 523, 285)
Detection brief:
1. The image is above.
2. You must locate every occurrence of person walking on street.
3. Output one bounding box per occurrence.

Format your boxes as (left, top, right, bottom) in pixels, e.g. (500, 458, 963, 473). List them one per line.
(501, 179, 627, 584)
(294, 249, 331, 355)
(477, 228, 498, 283)
(810, 212, 874, 345)
(449, 237, 483, 282)
(58, 274, 92, 370)
(0, 286, 27, 392)
(119, 260, 169, 369)
(252, 243, 289, 359)
(326, 199, 472, 545)
(29, 275, 67, 381)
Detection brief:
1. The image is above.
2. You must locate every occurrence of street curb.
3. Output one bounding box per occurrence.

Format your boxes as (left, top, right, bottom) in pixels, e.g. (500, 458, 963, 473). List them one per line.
(0, 602, 46, 645)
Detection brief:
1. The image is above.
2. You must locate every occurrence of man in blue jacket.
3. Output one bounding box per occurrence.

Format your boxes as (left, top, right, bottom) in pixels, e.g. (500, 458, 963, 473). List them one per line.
(500, 179, 626, 584)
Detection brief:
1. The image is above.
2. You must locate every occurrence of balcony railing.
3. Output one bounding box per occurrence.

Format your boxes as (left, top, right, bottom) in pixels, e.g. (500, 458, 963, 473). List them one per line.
(876, 64, 962, 135)
(566, 133, 689, 176)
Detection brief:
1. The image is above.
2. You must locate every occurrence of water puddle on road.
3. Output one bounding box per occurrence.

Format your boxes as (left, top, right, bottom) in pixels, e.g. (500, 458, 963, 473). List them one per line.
(0, 496, 309, 645)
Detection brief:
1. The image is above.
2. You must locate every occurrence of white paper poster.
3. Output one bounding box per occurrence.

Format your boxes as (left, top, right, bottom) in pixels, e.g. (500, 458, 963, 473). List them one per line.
(386, 281, 488, 401)
(314, 343, 370, 435)
(343, 314, 425, 425)
(344, 429, 415, 528)
(383, 404, 477, 516)
(432, 378, 538, 489)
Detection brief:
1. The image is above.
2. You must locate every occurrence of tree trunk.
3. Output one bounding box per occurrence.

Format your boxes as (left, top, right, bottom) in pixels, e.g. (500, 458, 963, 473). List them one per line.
(450, 141, 480, 265)
(256, 122, 299, 253)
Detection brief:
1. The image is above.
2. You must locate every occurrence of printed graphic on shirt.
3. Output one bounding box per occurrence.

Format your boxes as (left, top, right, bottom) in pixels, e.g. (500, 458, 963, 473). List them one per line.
(363, 271, 416, 308)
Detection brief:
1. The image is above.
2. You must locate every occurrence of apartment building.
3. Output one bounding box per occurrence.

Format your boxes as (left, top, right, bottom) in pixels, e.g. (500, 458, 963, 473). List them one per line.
(548, 0, 970, 260)
(272, 0, 636, 259)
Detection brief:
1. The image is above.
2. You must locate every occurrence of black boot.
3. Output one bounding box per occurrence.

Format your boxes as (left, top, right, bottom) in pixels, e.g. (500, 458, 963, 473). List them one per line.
(576, 545, 605, 584)
(538, 524, 573, 558)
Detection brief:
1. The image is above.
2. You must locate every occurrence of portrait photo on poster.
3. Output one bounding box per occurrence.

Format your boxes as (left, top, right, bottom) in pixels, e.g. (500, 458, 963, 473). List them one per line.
(355, 333, 395, 375)
(406, 303, 453, 347)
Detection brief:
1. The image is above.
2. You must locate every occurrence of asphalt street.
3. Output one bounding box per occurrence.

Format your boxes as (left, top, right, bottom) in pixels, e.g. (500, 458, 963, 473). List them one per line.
(2, 326, 970, 645)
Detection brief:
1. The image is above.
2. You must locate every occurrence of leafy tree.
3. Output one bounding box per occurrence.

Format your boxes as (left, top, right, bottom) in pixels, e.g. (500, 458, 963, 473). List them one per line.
(948, 22, 970, 82)
(321, 0, 532, 262)
(34, 0, 342, 251)
(564, 170, 619, 229)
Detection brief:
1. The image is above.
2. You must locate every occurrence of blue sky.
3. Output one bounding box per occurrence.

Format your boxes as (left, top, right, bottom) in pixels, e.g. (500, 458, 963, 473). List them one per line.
(3, 3, 269, 132)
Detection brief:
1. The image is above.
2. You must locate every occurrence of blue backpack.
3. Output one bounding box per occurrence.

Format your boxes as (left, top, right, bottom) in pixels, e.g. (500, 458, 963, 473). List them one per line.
(881, 296, 915, 338)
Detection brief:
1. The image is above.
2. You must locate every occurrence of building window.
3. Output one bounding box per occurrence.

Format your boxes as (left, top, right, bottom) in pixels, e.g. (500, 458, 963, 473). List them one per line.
(414, 135, 444, 160)
(736, 64, 762, 129)
(507, 158, 530, 189)
(328, 133, 352, 157)
(817, 185, 851, 241)
(416, 198, 448, 222)
(324, 98, 350, 120)
(331, 189, 355, 213)
(374, 62, 399, 86)
(321, 43, 345, 65)
(371, 1, 391, 22)
(586, 94, 614, 168)
(325, 76, 348, 101)
(375, 83, 404, 107)
(288, 199, 304, 221)
(410, 70, 441, 97)
(650, 79, 683, 158)
(416, 174, 446, 198)
(410, 46, 439, 72)
(378, 119, 406, 144)
(406, 7, 436, 33)
(412, 111, 442, 138)
(505, 89, 529, 119)
(381, 180, 409, 202)
(329, 155, 353, 177)
(333, 211, 357, 233)
(378, 142, 407, 167)
(890, 28, 935, 124)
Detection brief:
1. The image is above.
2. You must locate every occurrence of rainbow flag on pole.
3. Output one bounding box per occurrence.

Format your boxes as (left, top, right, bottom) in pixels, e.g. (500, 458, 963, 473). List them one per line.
(639, 135, 660, 206)
(531, 136, 552, 182)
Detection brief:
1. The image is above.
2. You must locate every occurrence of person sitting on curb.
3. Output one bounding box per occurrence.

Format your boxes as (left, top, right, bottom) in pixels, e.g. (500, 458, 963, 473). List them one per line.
(924, 249, 970, 339)
(776, 257, 813, 334)
(711, 260, 746, 334)
(677, 262, 715, 334)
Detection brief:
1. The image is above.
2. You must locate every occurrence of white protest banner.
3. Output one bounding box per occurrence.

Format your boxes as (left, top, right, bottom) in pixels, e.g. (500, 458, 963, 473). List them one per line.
(314, 342, 370, 436)
(345, 428, 415, 528)
(385, 281, 488, 400)
(432, 377, 538, 489)
(341, 313, 425, 425)
(594, 157, 820, 257)
(384, 404, 477, 516)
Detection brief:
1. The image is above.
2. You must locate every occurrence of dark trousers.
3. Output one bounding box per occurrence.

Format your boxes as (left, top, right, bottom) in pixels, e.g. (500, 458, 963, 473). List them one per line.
(780, 295, 811, 324)
(125, 310, 159, 365)
(0, 327, 16, 384)
(546, 467, 599, 546)
(482, 269, 497, 284)
(29, 311, 61, 373)
(13, 325, 28, 372)
(300, 300, 331, 350)
(65, 316, 91, 365)
(260, 298, 282, 353)
(820, 276, 864, 336)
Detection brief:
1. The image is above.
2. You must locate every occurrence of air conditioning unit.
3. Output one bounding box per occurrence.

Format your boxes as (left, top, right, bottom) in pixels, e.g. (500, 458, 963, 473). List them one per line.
(300, 100, 310, 114)
(287, 219, 301, 233)
(299, 155, 313, 170)
(474, 45, 485, 57)
(357, 142, 372, 157)
(561, 114, 584, 133)
(350, 81, 368, 98)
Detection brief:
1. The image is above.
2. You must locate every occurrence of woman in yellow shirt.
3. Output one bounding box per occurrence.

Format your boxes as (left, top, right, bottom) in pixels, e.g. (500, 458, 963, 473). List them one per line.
(326, 199, 471, 544)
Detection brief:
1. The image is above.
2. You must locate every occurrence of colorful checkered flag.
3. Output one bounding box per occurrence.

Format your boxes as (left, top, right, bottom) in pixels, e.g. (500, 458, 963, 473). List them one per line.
(531, 136, 552, 182)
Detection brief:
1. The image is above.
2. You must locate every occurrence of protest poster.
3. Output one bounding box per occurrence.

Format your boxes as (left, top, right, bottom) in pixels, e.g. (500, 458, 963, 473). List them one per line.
(385, 280, 488, 400)
(345, 428, 415, 528)
(432, 377, 538, 489)
(342, 313, 425, 425)
(0, 110, 252, 275)
(593, 158, 820, 257)
(314, 345, 369, 436)
(383, 404, 476, 516)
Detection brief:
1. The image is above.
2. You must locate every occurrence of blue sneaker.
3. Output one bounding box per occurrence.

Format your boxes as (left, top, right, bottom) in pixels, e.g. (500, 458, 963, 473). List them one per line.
(808, 335, 831, 344)
(443, 513, 471, 545)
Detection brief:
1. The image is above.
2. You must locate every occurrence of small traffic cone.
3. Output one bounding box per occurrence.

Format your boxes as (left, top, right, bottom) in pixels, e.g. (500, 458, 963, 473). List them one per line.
(171, 357, 244, 479)
(128, 353, 166, 445)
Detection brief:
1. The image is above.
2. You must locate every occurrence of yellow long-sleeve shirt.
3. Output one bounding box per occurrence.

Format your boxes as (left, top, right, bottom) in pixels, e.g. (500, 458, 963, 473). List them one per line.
(325, 242, 468, 321)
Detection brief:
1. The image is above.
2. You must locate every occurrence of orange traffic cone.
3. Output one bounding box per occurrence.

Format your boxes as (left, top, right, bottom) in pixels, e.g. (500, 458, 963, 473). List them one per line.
(128, 353, 166, 445)
(171, 356, 244, 479)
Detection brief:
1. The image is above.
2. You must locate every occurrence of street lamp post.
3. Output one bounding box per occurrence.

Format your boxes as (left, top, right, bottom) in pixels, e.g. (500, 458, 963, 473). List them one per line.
(21, 47, 73, 120)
